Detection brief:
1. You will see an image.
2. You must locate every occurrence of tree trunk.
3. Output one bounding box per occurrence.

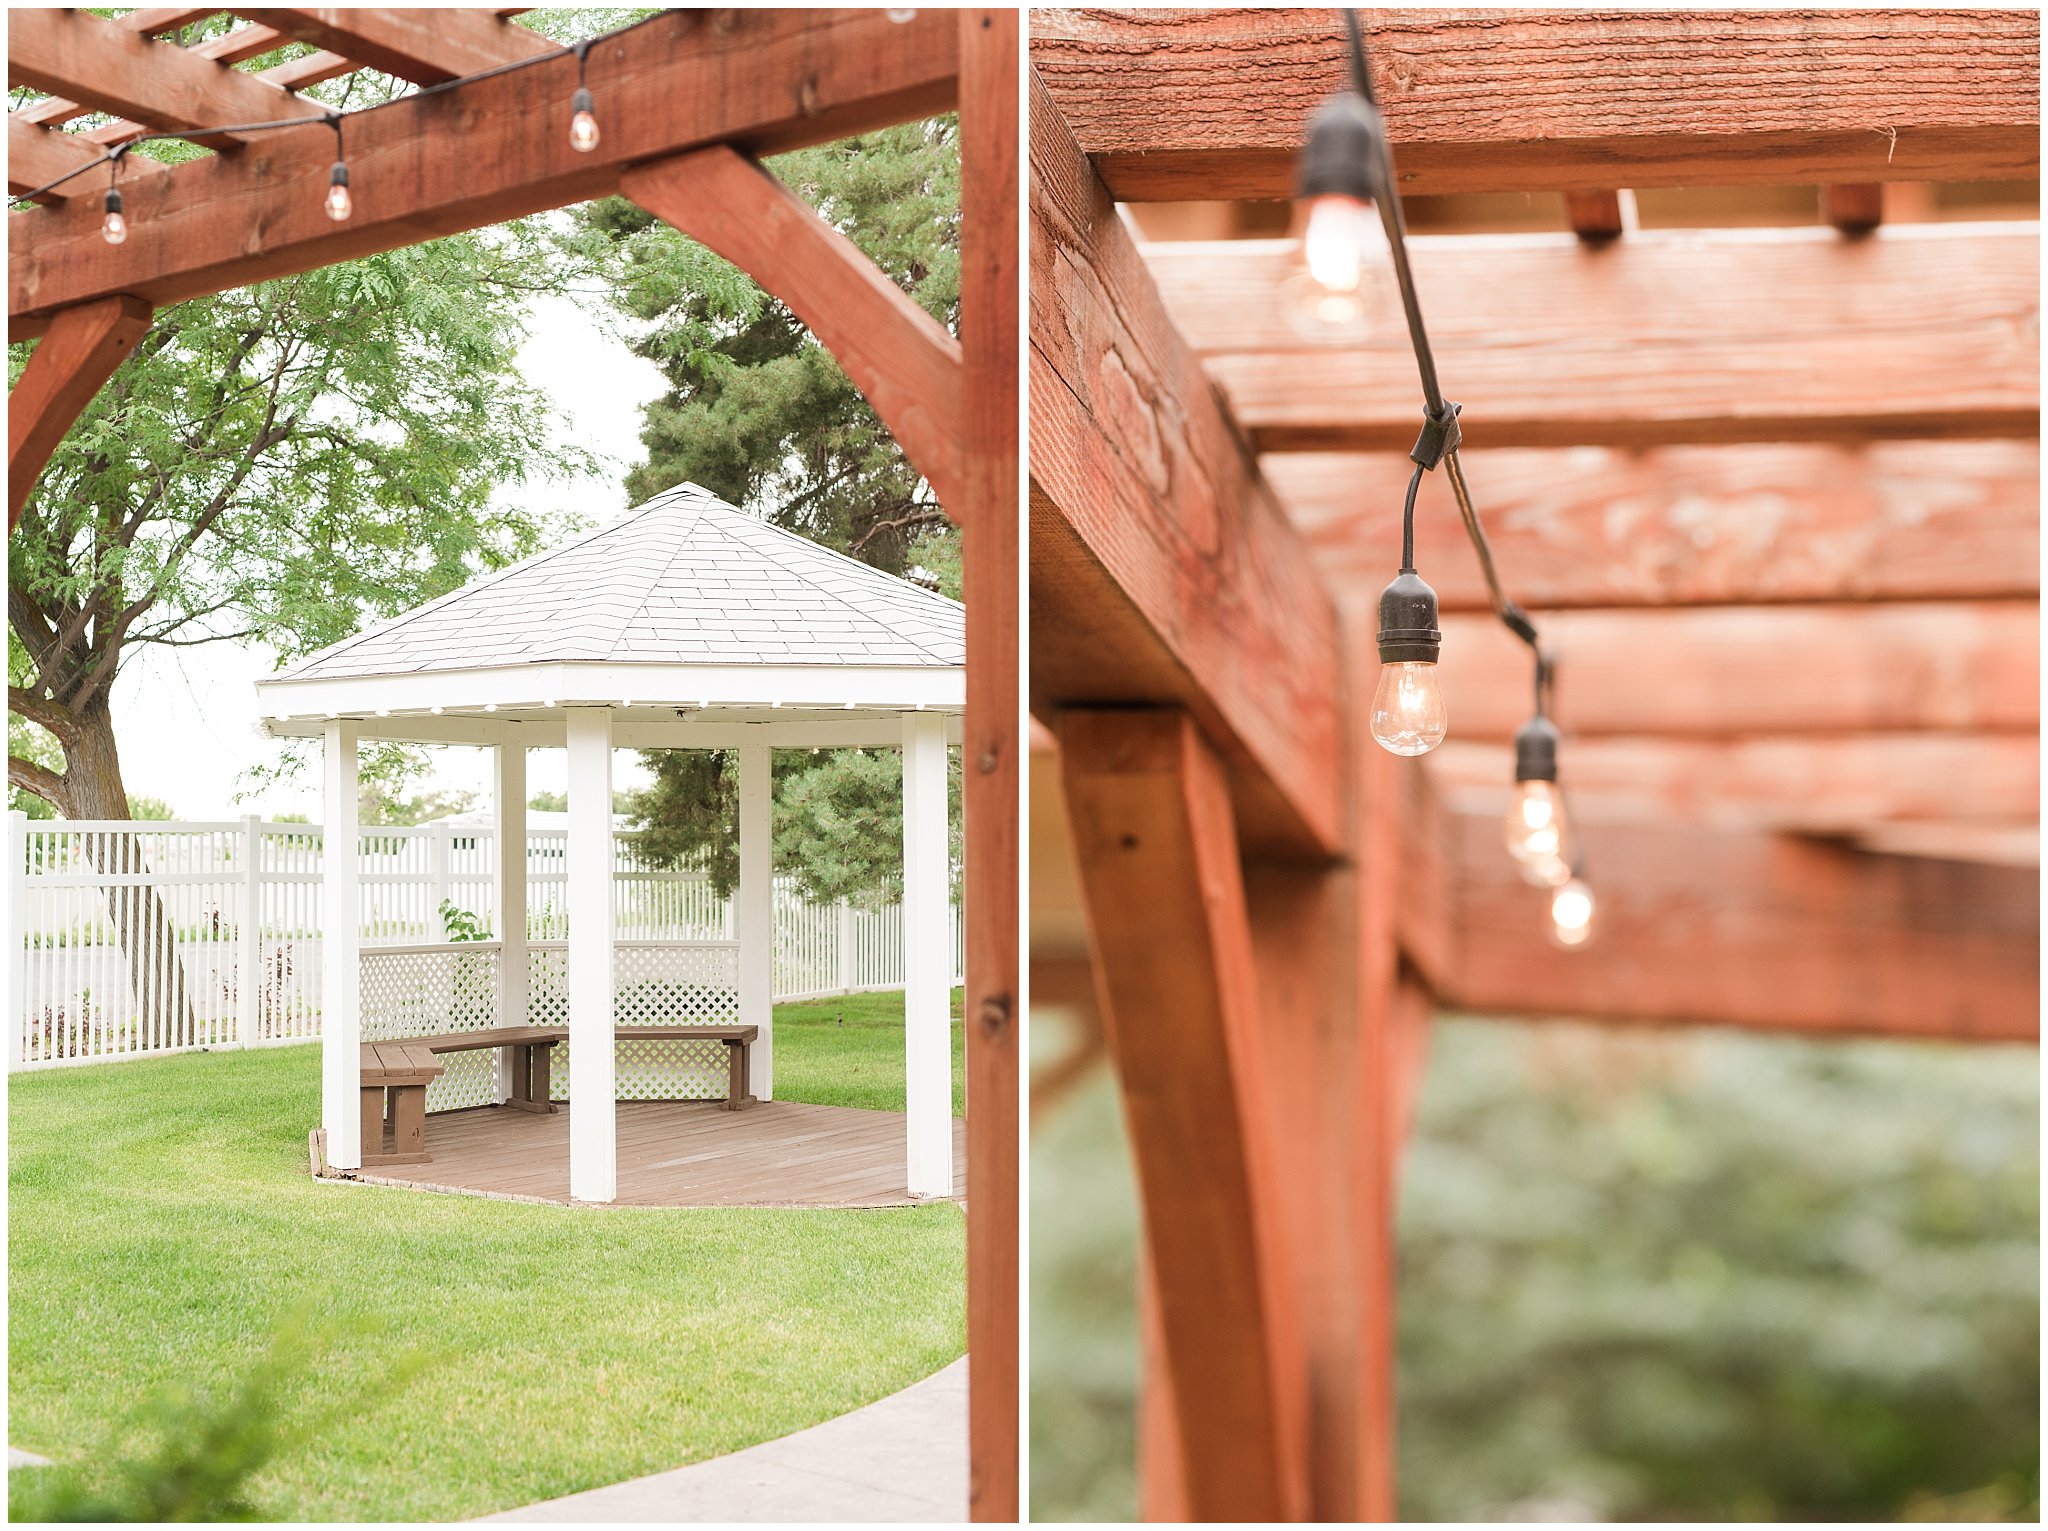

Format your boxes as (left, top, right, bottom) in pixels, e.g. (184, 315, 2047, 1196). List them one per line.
(63, 698, 199, 1051)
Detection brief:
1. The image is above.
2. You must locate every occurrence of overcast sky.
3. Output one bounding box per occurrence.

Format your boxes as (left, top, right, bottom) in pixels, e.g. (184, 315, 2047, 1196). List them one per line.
(109, 286, 667, 822)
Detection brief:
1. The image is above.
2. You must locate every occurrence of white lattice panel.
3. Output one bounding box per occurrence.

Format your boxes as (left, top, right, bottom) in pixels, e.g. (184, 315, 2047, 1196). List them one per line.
(527, 942, 740, 1103)
(359, 943, 500, 1112)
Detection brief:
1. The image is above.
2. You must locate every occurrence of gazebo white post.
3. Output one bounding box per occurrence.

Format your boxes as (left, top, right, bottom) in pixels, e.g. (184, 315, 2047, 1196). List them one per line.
(901, 710, 952, 1198)
(492, 740, 528, 1104)
(566, 709, 617, 1203)
(737, 735, 774, 1098)
(320, 719, 362, 1170)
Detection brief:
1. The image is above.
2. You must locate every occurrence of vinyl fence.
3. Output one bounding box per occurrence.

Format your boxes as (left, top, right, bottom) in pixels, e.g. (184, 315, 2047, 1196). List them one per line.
(8, 814, 963, 1070)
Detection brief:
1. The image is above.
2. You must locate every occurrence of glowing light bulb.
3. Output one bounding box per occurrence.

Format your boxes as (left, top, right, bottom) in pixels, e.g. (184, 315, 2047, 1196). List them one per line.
(1549, 878, 1595, 948)
(325, 163, 352, 222)
(569, 88, 600, 152)
(1505, 779, 1574, 885)
(1369, 661, 1446, 757)
(101, 198, 128, 246)
(1281, 195, 1388, 334)
(886, 8, 918, 20)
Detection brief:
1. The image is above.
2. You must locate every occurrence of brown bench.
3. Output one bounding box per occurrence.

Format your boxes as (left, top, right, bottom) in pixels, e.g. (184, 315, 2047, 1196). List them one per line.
(358, 1024, 760, 1166)
(359, 1042, 443, 1166)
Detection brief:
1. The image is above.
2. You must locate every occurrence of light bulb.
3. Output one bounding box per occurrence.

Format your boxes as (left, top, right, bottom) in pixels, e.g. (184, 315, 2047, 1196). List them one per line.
(886, 8, 918, 21)
(101, 189, 126, 245)
(1281, 194, 1389, 334)
(325, 163, 352, 222)
(570, 88, 600, 152)
(1369, 661, 1446, 757)
(1505, 780, 1574, 885)
(1549, 878, 1595, 948)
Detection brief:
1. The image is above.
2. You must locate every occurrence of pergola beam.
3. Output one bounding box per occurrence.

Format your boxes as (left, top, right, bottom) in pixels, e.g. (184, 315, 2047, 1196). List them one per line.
(624, 147, 967, 512)
(1426, 734, 2040, 834)
(232, 8, 556, 85)
(1059, 709, 1311, 1521)
(1266, 441, 2042, 610)
(1437, 601, 2039, 739)
(8, 117, 172, 203)
(1031, 7, 2042, 201)
(1437, 812, 2039, 1042)
(10, 7, 962, 335)
(1030, 72, 1344, 857)
(1141, 225, 2041, 451)
(8, 6, 308, 149)
(9, 295, 155, 531)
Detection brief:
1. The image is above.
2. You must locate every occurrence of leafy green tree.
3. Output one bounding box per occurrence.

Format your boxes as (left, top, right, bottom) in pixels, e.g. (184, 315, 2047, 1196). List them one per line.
(566, 117, 960, 573)
(125, 795, 174, 821)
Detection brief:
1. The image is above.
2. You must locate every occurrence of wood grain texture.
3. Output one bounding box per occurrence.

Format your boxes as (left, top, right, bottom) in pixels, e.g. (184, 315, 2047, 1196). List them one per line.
(1434, 601, 2039, 739)
(1060, 709, 1311, 1521)
(1426, 734, 2040, 833)
(9, 294, 154, 530)
(624, 146, 967, 513)
(1438, 812, 2039, 1041)
(233, 8, 556, 84)
(8, 115, 171, 202)
(1264, 441, 2042, 609)
(1141, 225, 2041, 450)
(7, 5, 304, 148)
(957, 11, 1020, 1522)
(1030, 71, 1344, 857)
(11, 7, 961, 334)
(1031, 7, 2042, 201)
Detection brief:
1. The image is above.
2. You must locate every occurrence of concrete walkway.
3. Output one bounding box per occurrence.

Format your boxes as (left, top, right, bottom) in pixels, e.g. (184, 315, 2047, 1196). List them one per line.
(479, 1358, 967, 1523)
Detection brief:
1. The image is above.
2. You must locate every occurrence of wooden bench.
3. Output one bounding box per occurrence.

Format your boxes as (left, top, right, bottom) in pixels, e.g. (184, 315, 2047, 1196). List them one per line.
(359, 1042, 443, 1166)
(357, 1024, 760, 1165)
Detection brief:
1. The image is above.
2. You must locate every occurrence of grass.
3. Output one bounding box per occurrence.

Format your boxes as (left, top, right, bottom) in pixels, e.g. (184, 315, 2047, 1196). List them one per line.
(10, 989, 967, 1522)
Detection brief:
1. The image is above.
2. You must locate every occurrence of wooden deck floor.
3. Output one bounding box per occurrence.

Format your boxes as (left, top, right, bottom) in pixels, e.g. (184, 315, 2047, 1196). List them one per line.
(349, 1100, 967, 1209)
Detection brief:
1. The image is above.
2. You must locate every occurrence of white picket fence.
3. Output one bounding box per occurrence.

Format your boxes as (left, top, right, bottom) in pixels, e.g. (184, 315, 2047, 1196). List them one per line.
(8, 814, 963, 1070)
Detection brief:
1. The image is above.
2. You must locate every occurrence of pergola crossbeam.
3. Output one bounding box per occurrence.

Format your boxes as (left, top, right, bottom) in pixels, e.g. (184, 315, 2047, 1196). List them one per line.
(1142, 225, 2041, 451)
(1032, 7, 2042, 201)
(232, 8, 556, 84)
(8, 295, 155, 531)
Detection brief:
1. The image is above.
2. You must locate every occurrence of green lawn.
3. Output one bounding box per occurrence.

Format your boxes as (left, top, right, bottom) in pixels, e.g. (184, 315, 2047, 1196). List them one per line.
(10, 990, 967, 1522)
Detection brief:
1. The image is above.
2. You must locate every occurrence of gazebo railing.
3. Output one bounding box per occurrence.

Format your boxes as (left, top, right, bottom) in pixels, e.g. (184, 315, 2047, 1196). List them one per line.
(358, 938, 741, 1113)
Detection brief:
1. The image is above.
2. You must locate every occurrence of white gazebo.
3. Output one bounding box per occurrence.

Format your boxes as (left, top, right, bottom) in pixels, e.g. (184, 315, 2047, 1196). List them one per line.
(255, 483, 963, 1203)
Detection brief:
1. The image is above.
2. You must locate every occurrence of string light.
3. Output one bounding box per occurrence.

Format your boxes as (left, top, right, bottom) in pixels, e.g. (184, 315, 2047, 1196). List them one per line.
(13, 13, 674, 232)
(569, 41, 600, 152)
(1301, 10, 1596, 942)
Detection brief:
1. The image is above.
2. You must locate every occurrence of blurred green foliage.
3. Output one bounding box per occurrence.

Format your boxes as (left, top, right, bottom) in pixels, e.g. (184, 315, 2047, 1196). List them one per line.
(1029, 1014, 2039, 1522)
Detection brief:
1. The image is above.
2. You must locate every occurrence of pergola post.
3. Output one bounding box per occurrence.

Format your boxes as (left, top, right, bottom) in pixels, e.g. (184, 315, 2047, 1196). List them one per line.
(737, 737, 773, 1099)
(903, 709, 953, 1197)
(320, 719, 361, 1170)
(492, 739, 527, 1104)
(566, 708, 616, 1203)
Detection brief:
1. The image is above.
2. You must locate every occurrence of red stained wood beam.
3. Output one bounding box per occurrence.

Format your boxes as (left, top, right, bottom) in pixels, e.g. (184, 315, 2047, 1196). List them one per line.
(1436, 601, 2039, 740)
(1264, 442, 2042, 610)
(1822, 182, 1887, 233)
(957, 11, 1020, 1520)
(1140, 224, 2040, 451)
(1031, 7, 2041, 202)
(15, 8, 228, 129)
(231, 8, 556, 85)
(1059, 708, 1312, 1521)
(10, 8, 962, 336)
(623, 146, 967, 515)
(8, 7, 309, 149)
(1426, 734, 2040, 836)
(1562, 189, 1625, 240)
(1436, 811, 2039, 1042)
(9, 295, 155, 530)
(1030, 70, 1344, 858)
(8, 116, 173, 203)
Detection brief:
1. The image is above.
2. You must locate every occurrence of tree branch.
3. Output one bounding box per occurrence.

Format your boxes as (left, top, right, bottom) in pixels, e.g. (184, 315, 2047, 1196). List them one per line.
(8, 755, 72, 818)
(7, 687, 81, 746)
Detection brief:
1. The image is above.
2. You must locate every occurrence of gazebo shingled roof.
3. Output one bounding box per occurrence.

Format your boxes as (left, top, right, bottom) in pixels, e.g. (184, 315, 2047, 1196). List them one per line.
(277, 483, 964, 682)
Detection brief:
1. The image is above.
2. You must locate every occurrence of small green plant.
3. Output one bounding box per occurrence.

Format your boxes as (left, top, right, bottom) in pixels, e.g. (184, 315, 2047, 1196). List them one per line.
(9, 1311, 423, 1523)
(438, 900, 490, 942)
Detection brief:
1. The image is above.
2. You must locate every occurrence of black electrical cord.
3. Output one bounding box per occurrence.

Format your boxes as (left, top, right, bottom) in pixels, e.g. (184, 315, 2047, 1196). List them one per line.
(9, 9, 672, 207)
(1344, 7, 1541, 659)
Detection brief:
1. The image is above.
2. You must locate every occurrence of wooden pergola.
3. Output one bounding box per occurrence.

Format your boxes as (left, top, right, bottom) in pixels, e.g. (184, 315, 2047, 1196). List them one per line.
(8, 7, 1018, 1519)
(1028, 7, 2038, 1522)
